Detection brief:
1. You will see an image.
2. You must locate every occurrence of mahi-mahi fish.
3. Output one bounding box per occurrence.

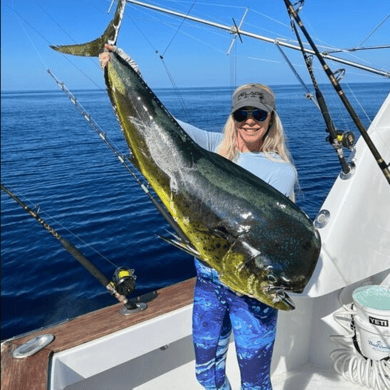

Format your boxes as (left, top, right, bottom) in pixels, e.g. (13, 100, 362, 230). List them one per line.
(51, 0, 320, 310)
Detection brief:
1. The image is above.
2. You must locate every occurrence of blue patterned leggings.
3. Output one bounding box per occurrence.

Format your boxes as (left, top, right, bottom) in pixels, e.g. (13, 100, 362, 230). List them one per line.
(192, 260, 278, 390)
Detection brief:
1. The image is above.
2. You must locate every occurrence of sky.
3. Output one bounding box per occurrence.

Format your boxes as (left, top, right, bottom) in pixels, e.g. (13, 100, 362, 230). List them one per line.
(1, 0, 390, 91)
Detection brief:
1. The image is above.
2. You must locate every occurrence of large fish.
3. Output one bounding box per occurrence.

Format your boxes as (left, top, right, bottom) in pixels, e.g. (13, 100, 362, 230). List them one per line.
(51, 0, 320, 310)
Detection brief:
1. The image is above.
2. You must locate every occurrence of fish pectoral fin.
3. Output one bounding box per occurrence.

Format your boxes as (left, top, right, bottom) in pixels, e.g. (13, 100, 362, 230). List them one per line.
(157, 233, 200, 258)
(210, 224, 240, 243)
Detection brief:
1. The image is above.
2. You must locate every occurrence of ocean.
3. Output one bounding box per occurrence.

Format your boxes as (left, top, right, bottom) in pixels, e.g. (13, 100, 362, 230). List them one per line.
(1, 82, 389, 341)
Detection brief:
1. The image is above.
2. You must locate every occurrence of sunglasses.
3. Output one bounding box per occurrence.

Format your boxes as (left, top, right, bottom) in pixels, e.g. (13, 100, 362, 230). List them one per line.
(233, 108, 269, 122)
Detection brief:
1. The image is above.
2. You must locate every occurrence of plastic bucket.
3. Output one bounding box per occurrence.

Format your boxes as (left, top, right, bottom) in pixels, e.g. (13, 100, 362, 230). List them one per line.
(354, 315, 390, 360)
(352, 285, 390, 360)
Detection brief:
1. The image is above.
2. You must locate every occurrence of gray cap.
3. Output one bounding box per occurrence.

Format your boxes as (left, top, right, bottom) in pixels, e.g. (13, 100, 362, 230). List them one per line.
(231, 86, 275, 113)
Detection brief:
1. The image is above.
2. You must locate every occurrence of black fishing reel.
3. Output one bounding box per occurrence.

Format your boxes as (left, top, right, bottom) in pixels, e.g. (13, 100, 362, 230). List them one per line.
(326, 130, 356, 150)
(337, 130, 356, 150)
(112, 267, 137, 297)
(112, 267, 148, 316)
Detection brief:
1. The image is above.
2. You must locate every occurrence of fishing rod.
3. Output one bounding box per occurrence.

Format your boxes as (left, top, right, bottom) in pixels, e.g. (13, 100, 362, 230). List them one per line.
(1, 183, 150, 316)
(47, 70, 198, 258)
(275, 43, 320, 110)
(286, 11, 354, 179)
(283, 0, 390, 185)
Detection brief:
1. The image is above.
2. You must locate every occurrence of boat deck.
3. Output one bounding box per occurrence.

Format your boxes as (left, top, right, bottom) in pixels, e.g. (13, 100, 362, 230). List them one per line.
(58, 334, 366, 390)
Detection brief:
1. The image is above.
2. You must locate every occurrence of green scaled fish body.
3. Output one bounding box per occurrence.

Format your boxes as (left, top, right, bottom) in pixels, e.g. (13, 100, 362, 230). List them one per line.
(51, 0, 320, 310)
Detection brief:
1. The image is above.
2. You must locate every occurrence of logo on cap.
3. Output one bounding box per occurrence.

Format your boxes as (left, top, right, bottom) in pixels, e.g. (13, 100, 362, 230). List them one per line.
(237, 91, 266, 103)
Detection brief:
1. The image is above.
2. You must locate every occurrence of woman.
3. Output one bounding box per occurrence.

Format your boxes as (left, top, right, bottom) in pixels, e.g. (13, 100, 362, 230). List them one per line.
(182, 84, 296, 390)
(100, 47, 297, 390)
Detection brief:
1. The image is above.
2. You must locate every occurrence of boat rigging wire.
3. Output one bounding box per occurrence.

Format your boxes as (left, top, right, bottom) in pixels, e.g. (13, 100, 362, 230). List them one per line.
(126, 0, 390, 79)
(283, 0, 390, 185)
(358, 13, 390, 48)
(323, 44, 390, 55)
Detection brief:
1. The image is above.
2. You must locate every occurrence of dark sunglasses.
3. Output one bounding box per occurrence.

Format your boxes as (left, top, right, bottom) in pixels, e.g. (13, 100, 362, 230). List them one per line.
(233, 108, 269, 122)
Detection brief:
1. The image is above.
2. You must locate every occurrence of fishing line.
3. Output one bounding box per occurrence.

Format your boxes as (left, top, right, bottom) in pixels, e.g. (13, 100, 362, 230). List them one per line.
(1, 181, 120, 269)
(344, 83, 372, 124)
(11, 4, 49, 70)
(157, 0, 198, 122)
(2, 182, 149, 312)
(6, 2, 104, 91)
(4, 2, 127, 269)
(127, 5, 230, 57)
(161, 0, 198, 57)
(32, 0, 77, 44)
(47, 69, 192, 247)
(125, 3, 194, 121)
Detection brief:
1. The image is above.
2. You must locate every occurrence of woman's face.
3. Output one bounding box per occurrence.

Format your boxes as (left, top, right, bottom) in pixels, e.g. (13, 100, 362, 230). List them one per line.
(234, 106, 271, 152)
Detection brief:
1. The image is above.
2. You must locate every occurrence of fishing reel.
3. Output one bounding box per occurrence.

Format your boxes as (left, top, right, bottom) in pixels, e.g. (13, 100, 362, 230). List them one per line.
(326, 130, 356, 150)
(112, 267, 137, 297)
(336, 130, 356, 150)
(109, 267, 148, 316)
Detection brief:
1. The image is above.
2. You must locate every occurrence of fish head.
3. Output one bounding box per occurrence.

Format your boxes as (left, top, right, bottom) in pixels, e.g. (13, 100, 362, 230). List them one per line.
(218, 223, 320, 311)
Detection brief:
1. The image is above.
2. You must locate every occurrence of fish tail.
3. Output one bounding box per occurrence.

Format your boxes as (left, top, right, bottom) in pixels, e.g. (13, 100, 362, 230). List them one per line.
(50, 0, 126, 57)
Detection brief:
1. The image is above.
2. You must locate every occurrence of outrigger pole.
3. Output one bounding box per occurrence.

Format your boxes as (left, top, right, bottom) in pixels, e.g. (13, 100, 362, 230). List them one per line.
(1, 184, 149, 315)
(283, 0, 390, 185)
(126, 0, 390, 79)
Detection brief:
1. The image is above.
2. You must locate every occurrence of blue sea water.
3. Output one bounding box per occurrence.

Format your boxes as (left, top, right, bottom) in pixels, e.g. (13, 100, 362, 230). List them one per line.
(1, 82, 389, 341)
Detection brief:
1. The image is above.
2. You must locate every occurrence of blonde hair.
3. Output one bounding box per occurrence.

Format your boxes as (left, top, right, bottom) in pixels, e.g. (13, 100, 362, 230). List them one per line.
(216, 83, 296, 199)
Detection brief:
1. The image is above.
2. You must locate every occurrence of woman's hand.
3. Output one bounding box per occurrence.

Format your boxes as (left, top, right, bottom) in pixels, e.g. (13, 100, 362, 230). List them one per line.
(98, 44, 142, 76)
(99, 44, 115, 69)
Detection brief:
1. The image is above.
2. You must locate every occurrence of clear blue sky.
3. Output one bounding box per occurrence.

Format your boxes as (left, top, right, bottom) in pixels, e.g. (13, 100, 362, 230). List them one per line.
(1, 0, 389, 91)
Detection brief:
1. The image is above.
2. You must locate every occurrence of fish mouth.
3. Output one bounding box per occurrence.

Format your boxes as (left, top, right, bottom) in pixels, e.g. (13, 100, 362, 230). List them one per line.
(263, 285, 296, 310)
